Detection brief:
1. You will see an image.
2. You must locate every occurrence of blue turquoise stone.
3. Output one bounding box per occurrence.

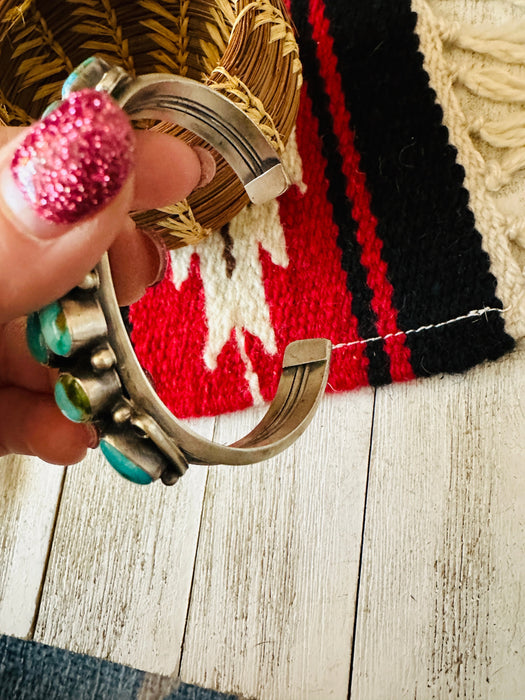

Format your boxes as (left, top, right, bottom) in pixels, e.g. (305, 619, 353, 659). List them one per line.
(26, 312, 50, 364)
(62, 70, 80, 98)
(62, 56, 103, 98)
(100, 440, 153, 485)
(41, 100, 62, 118)
(39, 301, 72, 357)
(54, 375, 91, 423)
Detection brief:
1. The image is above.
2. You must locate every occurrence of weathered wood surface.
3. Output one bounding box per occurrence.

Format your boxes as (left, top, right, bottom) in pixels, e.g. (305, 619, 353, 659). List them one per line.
(180, 390, 375, 699)
(351, 344, 525, 700)
(0, 348, 524, 698)
(0, 455, 64, 639)
(32, 416, 214, 675)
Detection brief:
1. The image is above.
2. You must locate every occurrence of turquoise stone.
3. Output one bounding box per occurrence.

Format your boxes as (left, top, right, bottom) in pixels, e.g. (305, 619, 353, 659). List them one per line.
(26, 312, 50, 364)
(39, 301, 72, 357)
(41, 100, 62, 118)
(62, 56, 103, 98)
(62, 70, 80, 98)
(100, 440, 153, 485)
(54, 375, 91, 423)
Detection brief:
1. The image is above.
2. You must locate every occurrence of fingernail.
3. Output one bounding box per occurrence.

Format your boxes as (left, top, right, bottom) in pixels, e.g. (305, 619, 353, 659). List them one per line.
(85, 423, 100, 449)
(193, 146, 216, 189)
(4, 89, 134, 236)
(143, 229, 169, 288)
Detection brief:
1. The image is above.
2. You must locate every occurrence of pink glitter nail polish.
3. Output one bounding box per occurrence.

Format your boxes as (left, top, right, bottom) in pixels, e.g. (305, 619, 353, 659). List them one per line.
(11, 89, 134, 225)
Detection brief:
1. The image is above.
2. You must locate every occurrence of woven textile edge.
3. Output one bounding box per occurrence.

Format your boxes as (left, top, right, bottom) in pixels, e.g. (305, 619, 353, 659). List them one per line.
(414, 0, 525, 340)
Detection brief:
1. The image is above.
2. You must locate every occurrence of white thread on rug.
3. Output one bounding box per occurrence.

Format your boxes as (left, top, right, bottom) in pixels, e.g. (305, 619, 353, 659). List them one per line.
(414, 0, 525, 339)
(332, 307, 506, 350)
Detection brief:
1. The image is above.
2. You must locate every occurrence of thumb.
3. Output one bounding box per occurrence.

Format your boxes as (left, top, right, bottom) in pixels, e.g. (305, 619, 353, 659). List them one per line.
(0, 89, 135, 323)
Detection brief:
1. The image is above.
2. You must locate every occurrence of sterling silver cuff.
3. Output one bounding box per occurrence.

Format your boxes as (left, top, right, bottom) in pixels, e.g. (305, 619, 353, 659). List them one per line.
(28, 57, 331, 486)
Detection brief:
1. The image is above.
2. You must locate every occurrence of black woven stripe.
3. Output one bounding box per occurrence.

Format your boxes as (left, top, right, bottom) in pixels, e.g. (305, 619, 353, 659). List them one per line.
(290, 0, 392, 385)
(321, 0, 514, 375)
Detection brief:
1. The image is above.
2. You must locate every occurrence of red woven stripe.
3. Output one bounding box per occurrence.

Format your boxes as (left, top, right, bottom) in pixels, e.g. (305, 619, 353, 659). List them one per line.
(130, 256, 255, 418)
(255, 88, 370, 399)
(309, 0, 415, 381)
(130, 87, 372, 415)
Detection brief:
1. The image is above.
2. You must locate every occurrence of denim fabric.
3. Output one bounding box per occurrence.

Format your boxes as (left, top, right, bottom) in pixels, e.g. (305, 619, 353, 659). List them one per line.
(0, 635, 238, 700)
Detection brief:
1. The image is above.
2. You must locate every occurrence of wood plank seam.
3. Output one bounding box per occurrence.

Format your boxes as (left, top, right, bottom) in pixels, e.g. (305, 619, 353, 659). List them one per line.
(27, 467, 67, 640)
(177, 461, 217, 674)
(347, 388, 377, 699)
(176, 414, 219, 676)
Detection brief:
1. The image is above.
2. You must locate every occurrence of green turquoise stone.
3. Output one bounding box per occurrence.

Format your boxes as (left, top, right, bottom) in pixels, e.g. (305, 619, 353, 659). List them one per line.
(54, 375, 92, 423)
(39, 301, 72, 357)
(26, 312, 50, 364)
(100, 440, 153, 485)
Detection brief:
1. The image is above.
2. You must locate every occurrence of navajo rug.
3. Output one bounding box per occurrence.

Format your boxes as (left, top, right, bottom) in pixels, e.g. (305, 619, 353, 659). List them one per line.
(129, 0, 525, 418)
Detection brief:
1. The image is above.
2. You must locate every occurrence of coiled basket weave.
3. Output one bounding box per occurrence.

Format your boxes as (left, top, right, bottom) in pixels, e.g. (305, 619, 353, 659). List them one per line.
(0, 0, 302, 248)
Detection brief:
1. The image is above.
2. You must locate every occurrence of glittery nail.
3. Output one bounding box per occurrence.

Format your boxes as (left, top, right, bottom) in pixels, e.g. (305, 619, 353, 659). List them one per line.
(10, 89, 134, 225)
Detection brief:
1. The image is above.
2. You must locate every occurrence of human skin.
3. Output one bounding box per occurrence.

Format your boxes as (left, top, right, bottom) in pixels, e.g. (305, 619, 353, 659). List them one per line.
(0, 95, 214, 465)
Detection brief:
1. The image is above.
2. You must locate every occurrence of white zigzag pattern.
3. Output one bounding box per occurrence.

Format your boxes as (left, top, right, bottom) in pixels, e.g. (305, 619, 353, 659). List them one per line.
(169, 128, 306, 404)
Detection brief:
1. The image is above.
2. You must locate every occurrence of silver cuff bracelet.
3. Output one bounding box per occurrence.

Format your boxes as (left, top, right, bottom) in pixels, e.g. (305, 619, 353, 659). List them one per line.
(27, 57, 331, 486)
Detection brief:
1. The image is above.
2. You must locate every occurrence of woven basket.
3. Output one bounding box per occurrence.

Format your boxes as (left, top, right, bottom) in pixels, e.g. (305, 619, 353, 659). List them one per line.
(0, 0, 302, 248)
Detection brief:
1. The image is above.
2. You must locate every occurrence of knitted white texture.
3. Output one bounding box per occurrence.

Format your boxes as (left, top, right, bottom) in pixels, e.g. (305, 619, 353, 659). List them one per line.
(456, 64, 525, 102)
(437, 11, 525, 190)
(483, 151, 525, 191)
(438, 18, 525, 62)
(469, 111, 525, 149)
(416, 0, 525, 339)
(436, 0, 525, 268)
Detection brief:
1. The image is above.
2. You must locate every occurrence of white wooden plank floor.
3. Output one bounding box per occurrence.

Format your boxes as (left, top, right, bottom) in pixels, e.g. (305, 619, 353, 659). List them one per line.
(0, 342, 524, 699)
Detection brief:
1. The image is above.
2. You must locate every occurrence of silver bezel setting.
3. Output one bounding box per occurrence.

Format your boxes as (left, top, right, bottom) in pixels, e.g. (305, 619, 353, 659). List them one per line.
(42, 58, 331, 485)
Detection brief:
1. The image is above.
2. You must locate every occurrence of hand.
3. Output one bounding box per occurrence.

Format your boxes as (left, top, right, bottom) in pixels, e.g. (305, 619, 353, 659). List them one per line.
(0, 89, 214, 465)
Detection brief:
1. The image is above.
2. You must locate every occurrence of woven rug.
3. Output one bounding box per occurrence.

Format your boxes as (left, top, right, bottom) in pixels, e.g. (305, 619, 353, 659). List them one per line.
(0, 634, 237, 700)
(128, 0, 525, 418)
